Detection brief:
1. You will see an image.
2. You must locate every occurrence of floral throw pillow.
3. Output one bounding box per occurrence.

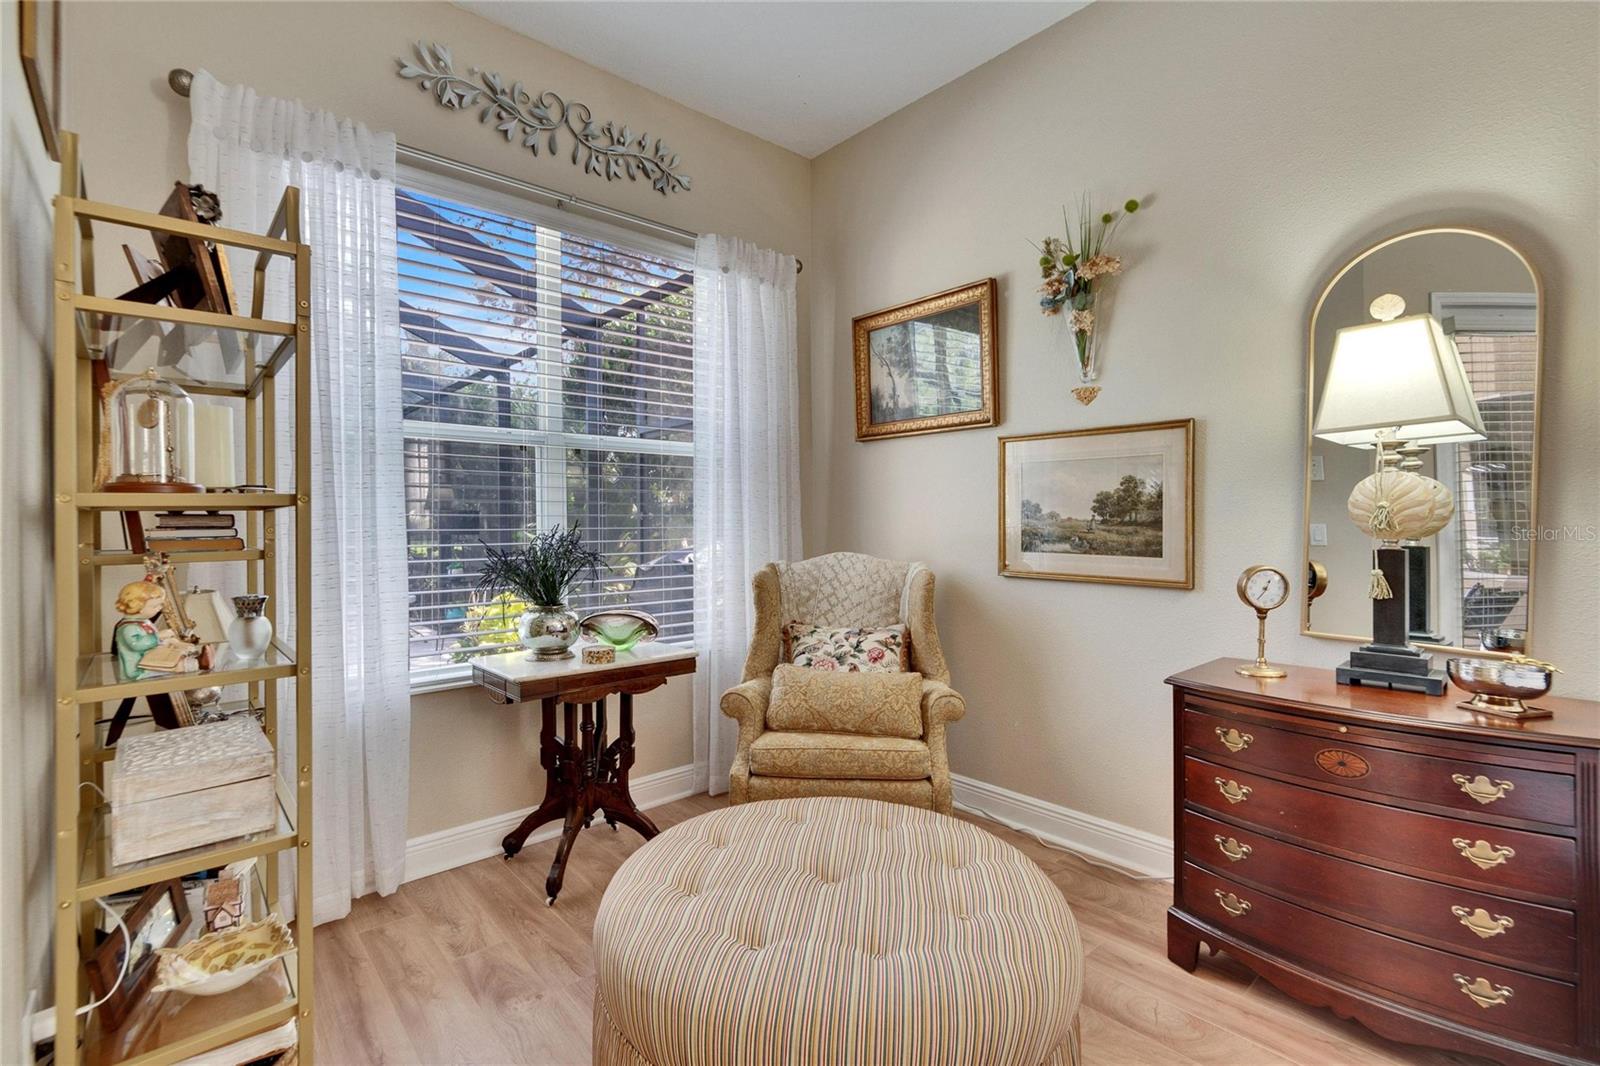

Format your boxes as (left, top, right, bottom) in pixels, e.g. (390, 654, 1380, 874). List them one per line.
(784, 622, 909, 673)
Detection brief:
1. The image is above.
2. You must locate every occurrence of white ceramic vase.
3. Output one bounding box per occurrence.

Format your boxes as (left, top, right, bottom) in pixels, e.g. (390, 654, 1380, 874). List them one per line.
(228, 594, 273, 661)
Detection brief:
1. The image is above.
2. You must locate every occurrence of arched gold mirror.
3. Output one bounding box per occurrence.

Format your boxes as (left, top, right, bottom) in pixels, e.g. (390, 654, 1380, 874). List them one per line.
(1302, 228, 1541, 657)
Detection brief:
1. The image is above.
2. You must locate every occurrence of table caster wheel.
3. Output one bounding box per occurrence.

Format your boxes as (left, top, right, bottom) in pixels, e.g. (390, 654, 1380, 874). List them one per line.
(546, 896, 556, 907)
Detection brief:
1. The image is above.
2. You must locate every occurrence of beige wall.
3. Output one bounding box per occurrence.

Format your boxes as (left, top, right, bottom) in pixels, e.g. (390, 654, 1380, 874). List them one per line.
(59, 0, 810, 844)
(809, 0, 1600, 840)
(1, 0, 60, 1050)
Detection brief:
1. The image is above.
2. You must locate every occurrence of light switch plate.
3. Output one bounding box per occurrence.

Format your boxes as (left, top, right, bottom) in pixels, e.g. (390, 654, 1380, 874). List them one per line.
(1310, 455, 1325, 482)
(1310, 523, 1328, 546)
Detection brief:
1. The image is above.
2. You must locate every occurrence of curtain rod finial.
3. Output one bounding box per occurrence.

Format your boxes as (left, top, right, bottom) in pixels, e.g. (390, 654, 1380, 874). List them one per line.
(168, 68, 194, 98)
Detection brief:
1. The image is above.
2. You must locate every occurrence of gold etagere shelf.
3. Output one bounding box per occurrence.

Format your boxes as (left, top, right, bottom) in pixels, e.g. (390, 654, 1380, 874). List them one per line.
(50, 131, 314, 1066)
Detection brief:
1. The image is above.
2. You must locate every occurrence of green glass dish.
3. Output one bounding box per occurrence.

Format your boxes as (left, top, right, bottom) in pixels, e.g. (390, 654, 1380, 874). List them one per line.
(578, 609, 660, 653)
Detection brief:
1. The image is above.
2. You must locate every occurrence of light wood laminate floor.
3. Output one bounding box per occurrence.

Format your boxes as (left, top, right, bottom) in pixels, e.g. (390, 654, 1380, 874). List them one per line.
(314, 794, 1494, 1065)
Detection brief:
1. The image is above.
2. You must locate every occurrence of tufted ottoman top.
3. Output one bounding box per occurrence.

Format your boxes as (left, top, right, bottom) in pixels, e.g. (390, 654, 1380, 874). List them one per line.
(593, 796, 1083, 1066)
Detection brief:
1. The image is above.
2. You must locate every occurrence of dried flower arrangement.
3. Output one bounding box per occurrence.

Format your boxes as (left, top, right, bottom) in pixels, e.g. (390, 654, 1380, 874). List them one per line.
(1035, 195, 1143, 404)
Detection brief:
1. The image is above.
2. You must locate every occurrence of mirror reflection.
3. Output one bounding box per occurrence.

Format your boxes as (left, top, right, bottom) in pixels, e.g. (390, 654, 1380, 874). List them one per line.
(1304, 230, 1539, 652)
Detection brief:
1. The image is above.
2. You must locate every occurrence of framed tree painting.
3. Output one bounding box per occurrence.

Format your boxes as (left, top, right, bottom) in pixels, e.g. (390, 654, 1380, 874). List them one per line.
(853, 278, 998, 441)
(999, 419, 1194, 588)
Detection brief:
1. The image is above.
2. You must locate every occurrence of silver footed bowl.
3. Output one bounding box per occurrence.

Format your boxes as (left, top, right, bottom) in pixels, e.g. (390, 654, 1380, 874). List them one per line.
(1446, 657, 1554, 704)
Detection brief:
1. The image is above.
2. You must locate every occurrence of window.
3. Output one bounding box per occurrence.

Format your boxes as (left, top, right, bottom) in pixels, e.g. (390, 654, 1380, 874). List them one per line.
(1431, 293, 1536, 648)
(398, 171, 695, 685)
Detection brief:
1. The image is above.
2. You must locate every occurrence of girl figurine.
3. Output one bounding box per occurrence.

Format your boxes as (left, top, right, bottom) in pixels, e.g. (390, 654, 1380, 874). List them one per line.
(113, 580, 167, 681)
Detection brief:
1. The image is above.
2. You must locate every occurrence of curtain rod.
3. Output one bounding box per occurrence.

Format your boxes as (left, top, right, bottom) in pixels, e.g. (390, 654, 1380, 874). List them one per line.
(166, 68, 801, 272)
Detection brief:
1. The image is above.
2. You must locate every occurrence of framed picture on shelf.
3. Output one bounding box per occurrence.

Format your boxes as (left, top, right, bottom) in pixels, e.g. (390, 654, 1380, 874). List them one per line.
(18, 0, 61, 160)
(852, 278, 998, 441)
(86, 878, 192, 1030)
(999, 418, 1195, 589)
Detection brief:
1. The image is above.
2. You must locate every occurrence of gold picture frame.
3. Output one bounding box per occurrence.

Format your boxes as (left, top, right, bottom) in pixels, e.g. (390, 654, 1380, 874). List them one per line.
(19, 0, 61, 161)
(853, 278, 998, 441)
(999, 419, 1195, 589)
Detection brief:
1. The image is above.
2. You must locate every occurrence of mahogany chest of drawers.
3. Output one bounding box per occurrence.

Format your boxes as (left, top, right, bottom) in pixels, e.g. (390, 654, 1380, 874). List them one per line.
(1167, 659, 1599, 1065)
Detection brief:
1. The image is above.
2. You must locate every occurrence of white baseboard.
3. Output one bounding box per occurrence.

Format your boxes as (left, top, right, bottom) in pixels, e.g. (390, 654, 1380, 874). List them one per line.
(403, 763, 701, 884)
(403, 765, 1167, 885)
(952, 774, 1173, 879)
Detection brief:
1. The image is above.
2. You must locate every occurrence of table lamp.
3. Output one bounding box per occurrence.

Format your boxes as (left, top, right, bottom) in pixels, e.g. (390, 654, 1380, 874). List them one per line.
(1312, 295, 1486, 694)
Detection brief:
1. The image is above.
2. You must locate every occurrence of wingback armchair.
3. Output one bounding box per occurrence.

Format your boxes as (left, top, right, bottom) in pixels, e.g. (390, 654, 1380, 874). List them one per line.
(720, 552, 966, 813)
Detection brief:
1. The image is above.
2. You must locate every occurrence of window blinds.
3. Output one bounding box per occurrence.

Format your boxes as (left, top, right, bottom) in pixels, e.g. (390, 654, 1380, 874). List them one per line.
(397, 179, 695, 681)
(1451, 330, 1537, 645)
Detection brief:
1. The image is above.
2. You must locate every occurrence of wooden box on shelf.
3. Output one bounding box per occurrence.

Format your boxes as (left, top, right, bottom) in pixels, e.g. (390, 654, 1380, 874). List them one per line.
(107, 719, 277, 867)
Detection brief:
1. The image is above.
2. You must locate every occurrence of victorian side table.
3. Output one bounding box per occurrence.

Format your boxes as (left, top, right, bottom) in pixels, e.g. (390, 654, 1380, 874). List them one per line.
(472, 643, 697, 904)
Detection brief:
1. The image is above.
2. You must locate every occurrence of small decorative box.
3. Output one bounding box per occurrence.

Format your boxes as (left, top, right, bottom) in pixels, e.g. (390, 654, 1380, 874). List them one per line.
(108, 720, 277, 868)
(582, 644, 616, 665)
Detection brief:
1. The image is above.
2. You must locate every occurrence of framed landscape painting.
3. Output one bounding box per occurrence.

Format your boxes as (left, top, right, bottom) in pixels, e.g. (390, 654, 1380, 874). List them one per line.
(999, 419, 1194, 588)
(853, 279, 998, 441)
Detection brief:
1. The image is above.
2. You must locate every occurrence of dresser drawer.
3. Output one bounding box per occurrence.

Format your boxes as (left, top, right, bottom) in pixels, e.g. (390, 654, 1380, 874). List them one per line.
(1182, 863, 1576, 1046)
(1184, 757, 1577, 902)
(1184, 704, 1575, 826)
(1181, 810, 1577, 977)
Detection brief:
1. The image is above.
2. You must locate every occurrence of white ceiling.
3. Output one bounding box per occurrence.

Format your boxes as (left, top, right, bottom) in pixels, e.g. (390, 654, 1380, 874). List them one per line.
(454, 2, 1088, 157)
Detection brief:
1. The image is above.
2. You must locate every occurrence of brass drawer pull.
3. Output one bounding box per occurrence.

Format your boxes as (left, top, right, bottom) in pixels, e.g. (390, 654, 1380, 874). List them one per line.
(1215, 726, 1253, 753)
(1452, 774, 1515, 805)
(1214, 889, 1251, 917)
(1451, 838, 1516, 871)
(1214, 835, 1253, 862)
(1451, 906, 1515, 939)
(1454, 974, 1513, 1009)
(1214, 777, 1252, 804)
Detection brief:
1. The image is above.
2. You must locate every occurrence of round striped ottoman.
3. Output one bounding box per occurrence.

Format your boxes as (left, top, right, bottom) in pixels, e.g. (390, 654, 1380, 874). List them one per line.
(593, 796, 1083, 1066)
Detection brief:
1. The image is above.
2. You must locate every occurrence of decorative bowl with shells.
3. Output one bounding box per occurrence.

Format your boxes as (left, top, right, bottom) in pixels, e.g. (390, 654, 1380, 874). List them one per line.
(154, 913, 294, 996)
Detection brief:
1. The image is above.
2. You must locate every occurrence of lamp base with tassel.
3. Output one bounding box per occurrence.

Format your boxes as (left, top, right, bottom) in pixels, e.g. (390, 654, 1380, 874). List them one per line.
(1334, 545, 1447, 695)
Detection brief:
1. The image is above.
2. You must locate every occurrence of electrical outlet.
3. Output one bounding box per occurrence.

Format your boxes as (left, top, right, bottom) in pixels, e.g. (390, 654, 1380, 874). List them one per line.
(1310, 523, 1328, 546)
(1310, 455, 1325, 482)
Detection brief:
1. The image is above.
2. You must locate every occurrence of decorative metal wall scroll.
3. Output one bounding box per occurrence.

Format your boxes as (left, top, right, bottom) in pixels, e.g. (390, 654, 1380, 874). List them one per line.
(396, 41, 692, 195)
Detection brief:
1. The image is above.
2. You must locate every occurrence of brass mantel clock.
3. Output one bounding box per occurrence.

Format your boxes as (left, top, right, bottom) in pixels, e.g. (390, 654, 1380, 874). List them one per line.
(1237, 565, 1290, 679)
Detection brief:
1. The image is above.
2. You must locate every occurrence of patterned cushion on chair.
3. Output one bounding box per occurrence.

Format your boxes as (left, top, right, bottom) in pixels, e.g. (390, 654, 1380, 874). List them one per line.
(749, 731, 932, 780)
(775, 552, 911, 629)
(767, 663, 923, 738)
(784, 622, 909, 672)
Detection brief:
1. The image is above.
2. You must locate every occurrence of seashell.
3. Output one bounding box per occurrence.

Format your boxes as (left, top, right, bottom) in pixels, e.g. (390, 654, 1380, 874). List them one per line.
(1347, 469, 1451, 542)
(154, 913, 294, 996)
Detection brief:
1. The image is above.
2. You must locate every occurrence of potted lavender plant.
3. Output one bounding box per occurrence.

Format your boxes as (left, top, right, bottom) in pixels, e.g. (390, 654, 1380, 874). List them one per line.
(478, 525, 602, 661)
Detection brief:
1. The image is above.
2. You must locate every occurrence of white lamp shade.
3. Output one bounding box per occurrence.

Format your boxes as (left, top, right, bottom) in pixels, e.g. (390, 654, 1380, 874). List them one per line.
(1313, 313, 1487, 447)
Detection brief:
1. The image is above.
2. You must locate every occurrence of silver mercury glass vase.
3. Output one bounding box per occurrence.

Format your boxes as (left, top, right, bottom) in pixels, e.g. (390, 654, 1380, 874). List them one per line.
(517, 604, 581, 660)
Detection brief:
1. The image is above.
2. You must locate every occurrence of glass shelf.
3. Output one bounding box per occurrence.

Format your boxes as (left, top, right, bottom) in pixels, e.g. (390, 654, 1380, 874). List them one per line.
(79, 303, 295, 399)
(77, 774, 296, 900)
(74, 491, 296, 512)
(75, 639, 296, 704)
(83, 955, 296, 1066)
(90, 547, 265, 568)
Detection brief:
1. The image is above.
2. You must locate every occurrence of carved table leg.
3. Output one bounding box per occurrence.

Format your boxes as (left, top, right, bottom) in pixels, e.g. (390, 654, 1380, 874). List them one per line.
(540, 700, 593, 904)
(544, 800, 587, 905)
(598, 693, 659, 841)
(502, 697, 567, 859)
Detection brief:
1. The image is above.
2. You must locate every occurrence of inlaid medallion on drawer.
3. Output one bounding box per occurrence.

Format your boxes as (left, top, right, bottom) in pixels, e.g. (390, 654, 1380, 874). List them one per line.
(1183, 705, 1576, 825)
(1180, 810, 1578, 977)
(1184, 757, 1577, 902)
(1181, 863, 1577, 1046)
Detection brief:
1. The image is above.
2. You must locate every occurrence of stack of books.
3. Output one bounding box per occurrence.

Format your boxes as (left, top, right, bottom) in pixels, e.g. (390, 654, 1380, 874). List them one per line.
(143, 511, 244, 553)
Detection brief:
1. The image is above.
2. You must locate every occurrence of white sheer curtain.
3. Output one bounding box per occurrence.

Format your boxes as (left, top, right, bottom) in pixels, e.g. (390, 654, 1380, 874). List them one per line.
(691, 235, 802, 794)
(188, 71, 410, 922)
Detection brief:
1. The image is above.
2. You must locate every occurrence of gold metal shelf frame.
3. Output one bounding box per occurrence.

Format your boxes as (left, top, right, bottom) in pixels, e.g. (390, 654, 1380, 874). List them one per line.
(50, 130, 316, 1066)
